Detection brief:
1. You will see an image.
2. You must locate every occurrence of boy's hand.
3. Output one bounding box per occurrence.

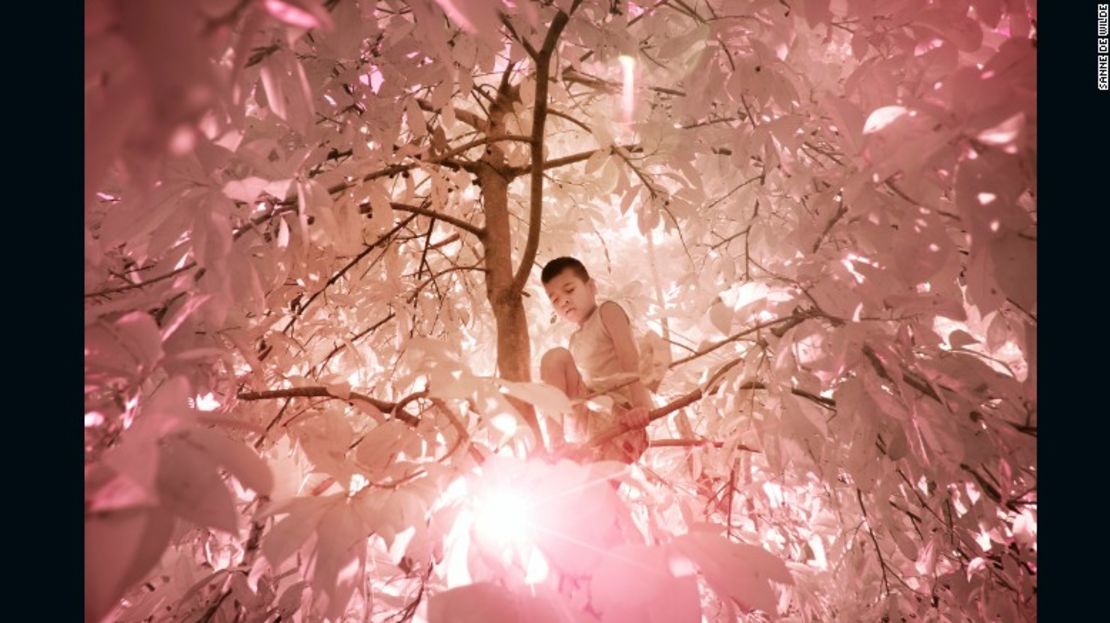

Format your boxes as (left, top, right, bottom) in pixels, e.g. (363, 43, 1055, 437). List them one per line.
(621, 406, 651, 429)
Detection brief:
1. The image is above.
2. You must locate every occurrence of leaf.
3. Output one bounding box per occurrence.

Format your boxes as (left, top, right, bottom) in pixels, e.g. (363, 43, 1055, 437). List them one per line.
(313, 500, 370, 613)
(262, 0, 333, 31)
(892, 209, 953, 286)
(185, 428, 274, 496)
(159, 294, 211, 341)
(428, 583, 584, 623)
(989, 232, 1036, 313)
(708, 298, 733, 335)
(826, 96, 866, 154)
(497, 380, 573, 415)
(862, 106, 909, 135)
(976, 112, 1025, 147)
(1012, 510, 1036, 547)
(222, 176, 293, 203)
(85, 506, 175, 623)
(355, 420, 417, 473)
(584, 148, 608, 175)
(86, 311, 164, 383)
(672, 531, 792, 615)
(274, 581, 308, 619)
(259, 50, 316, 135)
(947, 330, 979, 350)
(850, 32, 869, 61)
(589, 544, 700, 623)
(262, 496, 333, 567)
(157, 434, 239, 533)
(432, 0, 500, 39)
(406, 98, 427, 139)
(802, 0, 831, 28)
(972, 0, 1004, 28)
(915, 538, 937, 576)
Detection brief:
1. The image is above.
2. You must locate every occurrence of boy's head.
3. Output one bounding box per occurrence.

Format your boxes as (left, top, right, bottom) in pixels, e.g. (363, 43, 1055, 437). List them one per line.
(541, 256, 598, 325)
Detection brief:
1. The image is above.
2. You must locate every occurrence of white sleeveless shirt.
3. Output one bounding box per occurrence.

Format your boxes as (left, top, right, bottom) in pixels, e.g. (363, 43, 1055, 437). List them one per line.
(569, 300, 657, 406)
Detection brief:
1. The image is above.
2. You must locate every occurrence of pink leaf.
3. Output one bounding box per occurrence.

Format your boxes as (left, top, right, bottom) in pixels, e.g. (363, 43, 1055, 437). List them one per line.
(802, 0, 831, 29)
(432, 0, 500, 36)
(708, 298, 733, 335)
(973, 0, 1004, 28)
(947, 330, 979, 350)
(355, 420, 416, 473)
(159, 294, 211, 342)
(589, 545, 701, 623)
(428, 583, 582, 623)
(157, 434, 239, 533)
(314, 500, 370, 618)
(989, 232, 1036, 312)
(672, 531, 793, 615)
(85, 506, 175, 623)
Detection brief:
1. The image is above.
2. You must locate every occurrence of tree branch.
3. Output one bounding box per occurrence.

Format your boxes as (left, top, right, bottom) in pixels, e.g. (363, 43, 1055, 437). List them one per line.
(649, 439, 759, 451)
(509, 0, 583, 296)
(415, 98, 487, 132)
(283, 214, 417, 334)
(857, 488, 892, 597)
(361, 201, 485, 239)
(671, 311, 811, 367)
(499, 13, 538, 59)
(237, 386, 419, 426)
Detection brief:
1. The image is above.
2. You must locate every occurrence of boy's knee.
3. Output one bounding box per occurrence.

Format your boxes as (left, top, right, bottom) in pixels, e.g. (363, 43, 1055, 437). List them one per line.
(540, 347, 573, 369)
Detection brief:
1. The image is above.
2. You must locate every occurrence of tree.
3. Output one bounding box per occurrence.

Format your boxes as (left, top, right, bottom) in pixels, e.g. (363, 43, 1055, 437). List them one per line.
(85, 0, 1037, 621)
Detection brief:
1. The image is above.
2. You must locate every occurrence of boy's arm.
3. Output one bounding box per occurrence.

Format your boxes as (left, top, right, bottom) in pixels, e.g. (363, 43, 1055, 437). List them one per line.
(599, 302, 653, 412)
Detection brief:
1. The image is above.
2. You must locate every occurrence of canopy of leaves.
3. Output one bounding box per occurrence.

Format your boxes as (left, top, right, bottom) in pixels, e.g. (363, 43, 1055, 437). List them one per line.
(85, 1, 1036, 621)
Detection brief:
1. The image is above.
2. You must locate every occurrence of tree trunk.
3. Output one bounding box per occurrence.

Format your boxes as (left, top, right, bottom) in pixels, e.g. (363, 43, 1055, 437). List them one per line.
(476, 82, 542, 446)
(477, 162, 532, 384)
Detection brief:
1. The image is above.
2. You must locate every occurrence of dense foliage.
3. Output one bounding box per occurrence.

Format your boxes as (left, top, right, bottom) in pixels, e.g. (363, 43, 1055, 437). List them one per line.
(85, 1, 1037, 621)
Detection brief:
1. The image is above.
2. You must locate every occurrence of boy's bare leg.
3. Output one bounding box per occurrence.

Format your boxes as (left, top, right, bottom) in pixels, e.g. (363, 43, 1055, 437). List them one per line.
(539, 347, 589, 445)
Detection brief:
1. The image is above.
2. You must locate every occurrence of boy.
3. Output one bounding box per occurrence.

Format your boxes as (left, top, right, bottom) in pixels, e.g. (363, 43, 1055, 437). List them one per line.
(539, 256, 656, 462)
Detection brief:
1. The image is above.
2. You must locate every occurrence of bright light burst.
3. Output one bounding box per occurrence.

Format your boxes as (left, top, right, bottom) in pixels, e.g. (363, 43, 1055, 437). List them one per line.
(474, 488, 532, 544)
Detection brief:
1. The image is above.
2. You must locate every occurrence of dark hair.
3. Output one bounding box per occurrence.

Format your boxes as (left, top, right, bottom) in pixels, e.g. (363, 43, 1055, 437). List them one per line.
(541, 256, 590, 284)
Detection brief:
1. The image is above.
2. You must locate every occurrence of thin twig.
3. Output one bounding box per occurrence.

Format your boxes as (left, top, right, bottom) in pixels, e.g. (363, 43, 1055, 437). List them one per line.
(856, 488, 891, 597)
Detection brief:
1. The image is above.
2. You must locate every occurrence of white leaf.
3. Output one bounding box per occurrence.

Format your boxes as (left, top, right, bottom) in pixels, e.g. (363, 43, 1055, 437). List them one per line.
(262, 496, 333, 567)
(222, 176, 292, 203)
(584, 149, 608, 175)
(915, 539, 937, 576)
(313, 500, 370, 618)
(862, 105, 909, 134)
(497, 380, 573, 415)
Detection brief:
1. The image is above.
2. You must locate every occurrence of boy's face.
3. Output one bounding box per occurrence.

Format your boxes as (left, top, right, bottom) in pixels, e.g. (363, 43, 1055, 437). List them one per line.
(543, 270, 597, 325)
